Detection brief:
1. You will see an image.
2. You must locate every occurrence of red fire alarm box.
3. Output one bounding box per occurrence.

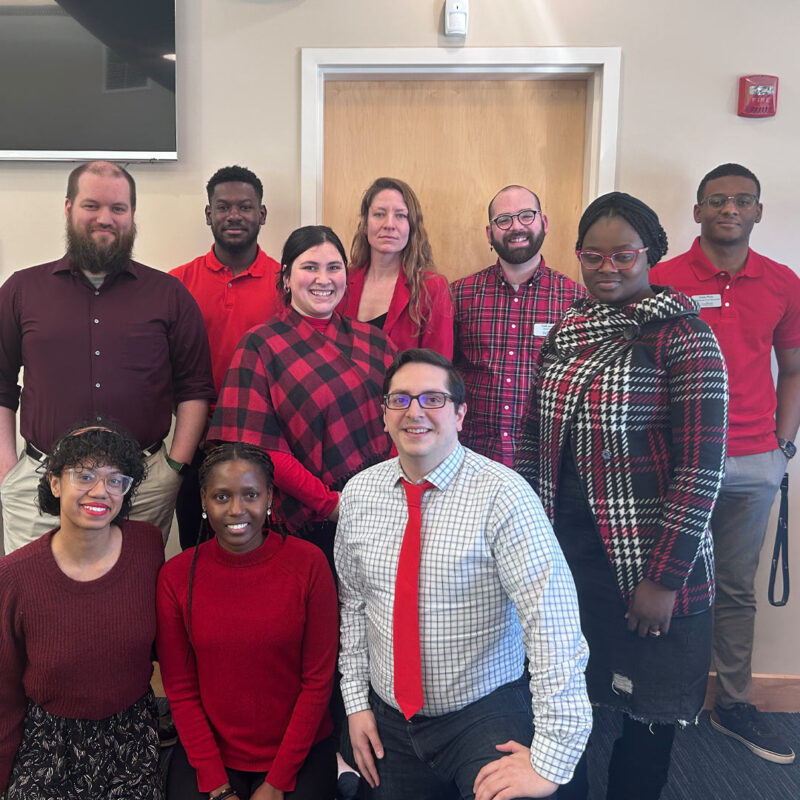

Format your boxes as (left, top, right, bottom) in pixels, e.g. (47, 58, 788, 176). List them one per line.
(738, 75, 778, 118)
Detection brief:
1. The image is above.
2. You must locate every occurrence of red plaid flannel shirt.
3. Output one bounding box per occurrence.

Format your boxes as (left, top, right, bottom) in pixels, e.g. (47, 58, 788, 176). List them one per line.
(452, 260, 586, 466)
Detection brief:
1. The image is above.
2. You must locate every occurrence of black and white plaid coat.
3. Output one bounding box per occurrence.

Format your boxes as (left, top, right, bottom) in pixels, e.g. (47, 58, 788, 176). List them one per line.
(516, 288, 728, 616)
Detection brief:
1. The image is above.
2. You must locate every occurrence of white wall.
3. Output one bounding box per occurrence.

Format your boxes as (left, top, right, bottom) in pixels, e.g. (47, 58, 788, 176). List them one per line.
(0, 0, 798, 675)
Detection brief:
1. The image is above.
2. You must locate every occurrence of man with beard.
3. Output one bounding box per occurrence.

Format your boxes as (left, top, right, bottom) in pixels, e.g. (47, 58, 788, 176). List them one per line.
(0, 160, 215, 553)
(169, 165, 280, 547)
(452, 185, 585, 466)
(650, 163, 800, 765)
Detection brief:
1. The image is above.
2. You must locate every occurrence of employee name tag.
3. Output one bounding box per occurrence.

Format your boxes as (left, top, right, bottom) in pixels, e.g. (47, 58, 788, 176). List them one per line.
(534, 323, 554, 336)
(692, 293, 722, 308)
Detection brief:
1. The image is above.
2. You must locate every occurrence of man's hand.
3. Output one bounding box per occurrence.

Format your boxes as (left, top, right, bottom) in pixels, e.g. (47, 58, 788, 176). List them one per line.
(625, 578, 677, 638)
(348, 710, 384, 788)
(326, 495, 340, 522)
(473, 741, 559, 800)
(251, 780, 283, 800)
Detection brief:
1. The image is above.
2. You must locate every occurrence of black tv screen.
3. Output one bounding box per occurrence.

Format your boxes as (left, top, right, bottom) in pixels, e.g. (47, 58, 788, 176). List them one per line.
(0, 0, 176, 161)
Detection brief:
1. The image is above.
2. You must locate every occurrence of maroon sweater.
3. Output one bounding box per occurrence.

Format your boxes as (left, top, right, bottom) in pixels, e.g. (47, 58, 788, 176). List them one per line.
(156, 531, 337, 793)
(0, 520, 164, 792)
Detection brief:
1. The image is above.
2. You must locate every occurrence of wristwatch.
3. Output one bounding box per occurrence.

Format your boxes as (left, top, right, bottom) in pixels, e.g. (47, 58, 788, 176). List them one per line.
(166, 455, 189, 474)
(777, 438, 797, 459)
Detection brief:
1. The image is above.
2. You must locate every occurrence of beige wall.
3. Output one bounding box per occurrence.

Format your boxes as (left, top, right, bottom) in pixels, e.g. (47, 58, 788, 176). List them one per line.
(0, 0, 798, 675)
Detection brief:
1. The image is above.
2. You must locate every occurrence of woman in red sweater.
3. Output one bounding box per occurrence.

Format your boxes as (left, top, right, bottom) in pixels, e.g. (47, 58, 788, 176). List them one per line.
(338, 177, 453, 358)
(0, 424, 163, 799)
(157, 443, 338, 800)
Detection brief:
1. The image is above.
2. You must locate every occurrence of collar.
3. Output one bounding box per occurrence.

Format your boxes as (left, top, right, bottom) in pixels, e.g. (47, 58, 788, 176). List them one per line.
(392, 442, 465, 493)
(205, 245, 267, 277)
(51, 254, 138, 281)
(491, 257, 546, 290)
(687, 237, 763, 281)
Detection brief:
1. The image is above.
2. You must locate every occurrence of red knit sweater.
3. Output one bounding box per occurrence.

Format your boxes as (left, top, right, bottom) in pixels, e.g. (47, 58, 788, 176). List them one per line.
(0, 520, 164, 792)
(156, 531, 337, 793)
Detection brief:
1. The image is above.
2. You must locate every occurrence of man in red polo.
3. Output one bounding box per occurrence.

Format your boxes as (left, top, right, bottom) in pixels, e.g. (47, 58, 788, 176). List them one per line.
(171, 165, 280, 547)
(650, 163, 800, 765)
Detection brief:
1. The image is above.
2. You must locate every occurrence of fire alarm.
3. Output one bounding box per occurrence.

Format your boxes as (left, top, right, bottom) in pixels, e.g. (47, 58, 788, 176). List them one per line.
(738, 75, 778, 118)
(444, 0, 469, 37)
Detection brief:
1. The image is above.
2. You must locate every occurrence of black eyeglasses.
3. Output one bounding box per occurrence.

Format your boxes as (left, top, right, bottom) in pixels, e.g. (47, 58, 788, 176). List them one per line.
(491, 209, 539, 230)
(698, 193, 759, 210)
(383, 392, 454, 410)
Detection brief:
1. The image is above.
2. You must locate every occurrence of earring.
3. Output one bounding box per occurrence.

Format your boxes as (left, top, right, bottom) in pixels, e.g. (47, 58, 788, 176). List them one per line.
(284, 284, 291, 294)
(489, 244, 494, 252)
(267, 507, 272, 516)
(201, 509, 207, 520)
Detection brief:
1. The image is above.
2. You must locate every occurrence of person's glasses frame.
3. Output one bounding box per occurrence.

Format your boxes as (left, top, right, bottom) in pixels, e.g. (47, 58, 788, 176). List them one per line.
(383, 392, 455, 410)
(66, 468, 134, 496)
(490, 209, 539, 230)
(576, 247, 649, 271)
(698, 193, 759, 210)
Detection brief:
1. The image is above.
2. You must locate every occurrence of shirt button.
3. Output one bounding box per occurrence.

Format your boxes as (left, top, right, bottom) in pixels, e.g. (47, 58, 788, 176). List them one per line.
(601, 449, 611, 461)
(504, 405, 510, 410)
(508, 350, 515, 356)
(95, 382, 101, 388)
(724, 302, 730, 307)
(96, 416, 102, 422)
(228, 282, 232, 288)
(94, 291, 100, 296)
(513, 297, 519, 303)
(502, 432, 509, 437)
(511, 324, 517, 330)
(93, 318, 100, 324)
(94, 350, 100, 356)
(725, 285, 730, 289)
(506, 377, 512, 383)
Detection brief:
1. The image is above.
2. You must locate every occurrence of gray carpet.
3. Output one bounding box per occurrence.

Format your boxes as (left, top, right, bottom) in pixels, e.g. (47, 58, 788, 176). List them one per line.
(585, 709, 799, 800)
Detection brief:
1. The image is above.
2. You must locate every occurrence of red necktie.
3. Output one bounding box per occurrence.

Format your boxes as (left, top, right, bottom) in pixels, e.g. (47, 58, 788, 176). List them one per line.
(393, 479, 434, 720)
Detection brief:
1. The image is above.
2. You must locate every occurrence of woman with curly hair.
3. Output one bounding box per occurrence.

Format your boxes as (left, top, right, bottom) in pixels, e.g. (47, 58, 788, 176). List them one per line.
(157, 443, 338, 800)
(338, 177, 453, 357)
(0, 423, 164, 800)
(516, 193, 728, 799)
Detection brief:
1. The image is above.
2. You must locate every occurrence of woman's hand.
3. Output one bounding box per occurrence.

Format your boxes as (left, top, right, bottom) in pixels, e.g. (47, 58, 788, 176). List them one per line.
(326, 495, 340, 522)
(625, 578, 677, 638)
(251, 780, 283, 800)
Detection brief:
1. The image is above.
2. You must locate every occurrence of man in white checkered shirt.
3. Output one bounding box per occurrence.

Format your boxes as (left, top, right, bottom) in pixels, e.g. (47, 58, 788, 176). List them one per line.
(335, 348, 591, 800)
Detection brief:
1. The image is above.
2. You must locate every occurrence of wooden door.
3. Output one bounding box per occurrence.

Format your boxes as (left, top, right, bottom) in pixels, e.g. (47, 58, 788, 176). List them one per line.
(323, 78, 587, 284)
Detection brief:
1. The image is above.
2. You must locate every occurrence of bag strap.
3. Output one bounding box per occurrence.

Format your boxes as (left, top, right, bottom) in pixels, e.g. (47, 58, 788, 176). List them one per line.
(768, 472, 790, 607)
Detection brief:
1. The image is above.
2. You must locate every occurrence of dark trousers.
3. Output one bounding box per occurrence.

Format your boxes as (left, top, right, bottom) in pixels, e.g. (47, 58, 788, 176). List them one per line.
(341, 677, 555, 800)
(557, 714, 675, 800)
(166, 736, 336, 800)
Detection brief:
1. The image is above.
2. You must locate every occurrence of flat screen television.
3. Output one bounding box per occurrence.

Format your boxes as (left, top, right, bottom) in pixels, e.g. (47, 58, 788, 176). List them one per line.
(0, 0, 176, 161)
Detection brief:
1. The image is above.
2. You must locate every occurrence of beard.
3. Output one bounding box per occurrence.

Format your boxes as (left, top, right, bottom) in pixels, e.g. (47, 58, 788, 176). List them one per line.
(211, 225, 259, 256)
(66, 219, 137, 275)
(491, 227, 546, 265)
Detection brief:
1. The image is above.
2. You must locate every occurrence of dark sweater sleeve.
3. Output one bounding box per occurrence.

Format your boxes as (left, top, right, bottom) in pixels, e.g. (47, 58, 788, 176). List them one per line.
(0, 561, 27, 793)
(266, 549, 338, 792)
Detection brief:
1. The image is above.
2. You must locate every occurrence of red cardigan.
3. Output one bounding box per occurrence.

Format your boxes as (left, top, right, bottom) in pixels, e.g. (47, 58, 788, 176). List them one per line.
(339, 265, 454, 358)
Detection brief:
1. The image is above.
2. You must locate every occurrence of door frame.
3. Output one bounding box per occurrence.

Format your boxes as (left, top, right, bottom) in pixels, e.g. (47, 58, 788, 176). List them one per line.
(300, 46, 621, 223)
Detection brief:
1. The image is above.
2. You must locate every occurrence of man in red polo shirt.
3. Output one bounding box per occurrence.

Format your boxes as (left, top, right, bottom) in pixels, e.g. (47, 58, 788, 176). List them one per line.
(170, 165, 281, 547)
(650, 163, 800, 765)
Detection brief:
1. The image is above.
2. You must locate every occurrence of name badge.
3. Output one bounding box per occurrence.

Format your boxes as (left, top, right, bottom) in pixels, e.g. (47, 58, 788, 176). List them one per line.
(534, 323, 554, 337)
(692, 293, 722, 308)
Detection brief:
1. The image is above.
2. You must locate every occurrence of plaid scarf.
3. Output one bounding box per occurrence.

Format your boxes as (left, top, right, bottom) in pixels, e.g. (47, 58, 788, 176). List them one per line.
(517, 289, 727, 614)
(210, 308, 396, 532)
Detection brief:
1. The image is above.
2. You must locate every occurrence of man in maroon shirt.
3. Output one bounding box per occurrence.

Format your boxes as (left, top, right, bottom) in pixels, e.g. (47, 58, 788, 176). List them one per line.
(170, 165, 281, 548)
(0, 160, 215, 553)
(650, 163, 800, 765)
(452, 185, 586, 467)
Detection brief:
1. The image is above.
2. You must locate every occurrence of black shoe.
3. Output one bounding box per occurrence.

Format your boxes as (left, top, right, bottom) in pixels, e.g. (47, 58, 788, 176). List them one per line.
(710, 703, 795, 764)
(336, 771, 362, 800)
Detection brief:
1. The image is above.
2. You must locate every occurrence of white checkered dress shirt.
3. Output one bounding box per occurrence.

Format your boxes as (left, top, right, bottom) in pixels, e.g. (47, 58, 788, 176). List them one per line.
(335, 443, 591, 784)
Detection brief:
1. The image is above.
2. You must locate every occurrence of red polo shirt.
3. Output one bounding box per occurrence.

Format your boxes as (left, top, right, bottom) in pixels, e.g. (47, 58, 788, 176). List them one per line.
(650, 238, 800, 456)
(171, 246, 281, 396)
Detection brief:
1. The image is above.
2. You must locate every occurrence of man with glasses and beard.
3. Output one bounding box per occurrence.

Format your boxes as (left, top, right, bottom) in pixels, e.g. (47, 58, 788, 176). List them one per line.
(452, 186, 586, 467)
(169, 166, 281, 548)
(0, 160, 215, 553)
(650, 163, 800, 766)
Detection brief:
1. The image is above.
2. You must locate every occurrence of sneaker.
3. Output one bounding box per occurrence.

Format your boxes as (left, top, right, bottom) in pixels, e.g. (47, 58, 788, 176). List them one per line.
(710, 703, 795, 764)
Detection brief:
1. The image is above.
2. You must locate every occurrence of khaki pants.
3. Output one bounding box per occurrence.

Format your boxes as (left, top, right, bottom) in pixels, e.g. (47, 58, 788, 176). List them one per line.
(0, 443, 181, 553)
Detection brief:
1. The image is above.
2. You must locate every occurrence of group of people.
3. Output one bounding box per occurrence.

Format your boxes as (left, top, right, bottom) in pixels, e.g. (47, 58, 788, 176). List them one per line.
(0, 158, 797, 800)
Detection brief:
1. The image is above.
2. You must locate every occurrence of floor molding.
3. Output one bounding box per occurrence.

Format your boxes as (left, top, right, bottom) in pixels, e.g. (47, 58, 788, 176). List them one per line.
(704, 673, 800, 712)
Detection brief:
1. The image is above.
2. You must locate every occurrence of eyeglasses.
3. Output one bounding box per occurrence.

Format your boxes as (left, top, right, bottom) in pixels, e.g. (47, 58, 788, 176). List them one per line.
(698, 193, 759, 210)
(576, 247, 648, 271)
(383, 392, 455, 410)
(67, 468, 133, 495)
(491, 209, 539, 230)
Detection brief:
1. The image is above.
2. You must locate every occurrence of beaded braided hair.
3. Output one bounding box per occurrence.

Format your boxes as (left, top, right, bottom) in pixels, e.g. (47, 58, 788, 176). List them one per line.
(576, 191, 668, 267)
(185, 443, 276, 650)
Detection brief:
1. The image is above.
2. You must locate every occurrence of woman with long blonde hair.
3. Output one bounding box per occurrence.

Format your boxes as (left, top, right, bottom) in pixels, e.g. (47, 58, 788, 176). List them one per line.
(339, 177, 453, 358)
